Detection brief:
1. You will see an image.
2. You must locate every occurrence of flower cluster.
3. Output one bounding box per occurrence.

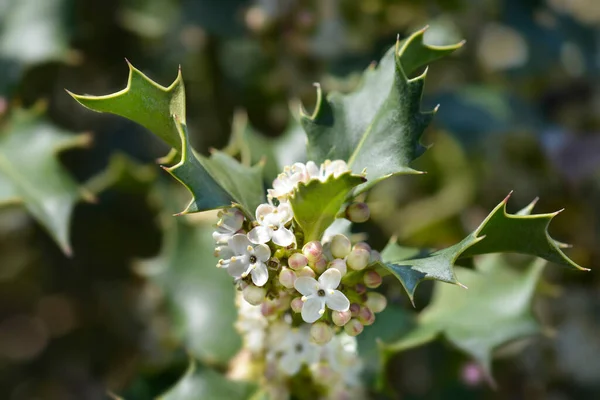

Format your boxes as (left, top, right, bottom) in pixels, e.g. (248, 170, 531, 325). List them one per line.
(212, 160, 384, 395)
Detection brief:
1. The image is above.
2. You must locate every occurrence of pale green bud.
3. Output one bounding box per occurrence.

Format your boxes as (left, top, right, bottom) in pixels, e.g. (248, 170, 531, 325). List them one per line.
(330, 234, 351, 258)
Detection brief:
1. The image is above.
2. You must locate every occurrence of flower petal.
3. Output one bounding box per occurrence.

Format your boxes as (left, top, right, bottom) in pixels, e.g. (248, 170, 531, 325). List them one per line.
(305, 161, 319, 180)
(229, 233, 251, 254)
(255, 203, 274, 221)
(212, 230, 231, 244)
(301, 297, 325, 323)
(254, 244, 271, 262)
(318, 268, 341, 289)
(294, 276, 319, 296)
(248, 226, 271, 244)
(277, 202, 294, 223)
(227, 257, 249, 278)
(325, 290, 350, 312)
(272, 227, 295, 247)
(251, 263, 269, 287)
(280, 351, 302, 375)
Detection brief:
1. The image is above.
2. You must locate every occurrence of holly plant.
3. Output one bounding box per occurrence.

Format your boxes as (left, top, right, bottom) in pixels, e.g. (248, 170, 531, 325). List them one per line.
(62, 28, 587, 399)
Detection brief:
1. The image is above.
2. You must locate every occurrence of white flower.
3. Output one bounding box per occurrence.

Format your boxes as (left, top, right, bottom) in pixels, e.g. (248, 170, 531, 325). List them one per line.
(268, 323, 319, 376)
(294, 268, 350, 323)
(310, 160, 349, 182)
(248, 202, 295, 247)
(267, 162, 311, 200)
(212, 208, 244, 244)
(218, 234, 271, 286)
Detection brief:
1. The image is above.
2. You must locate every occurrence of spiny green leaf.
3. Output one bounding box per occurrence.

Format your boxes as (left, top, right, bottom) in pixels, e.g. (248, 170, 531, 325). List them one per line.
(164, 119, 265, 217)
(301, 27, 463, 195)
(290, 172, 365, 242)
(382, 254, 546, 379)
(68, 61, 185, 150)
(375, 194, 587, 303)
(158, 360, 255, 400)
(135, 212, 241, 366)
(0, 107, 90, 254)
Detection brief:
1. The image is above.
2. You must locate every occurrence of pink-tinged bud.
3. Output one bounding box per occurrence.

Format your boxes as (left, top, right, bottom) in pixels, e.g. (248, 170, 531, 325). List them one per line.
(358, 306, 375, 326)
(242, 285, 266, 305)
(369, 250, 382, 263)
(346, 248, 370, 270)
(302, 241, 323, 262)
(296, 266, 316, 278)
(291, 297, 304, 313)
(261, 299, 277, 317)
(278, 267, 296, 289)
(311, 255, 327, 274)
(332, 310, 352, 326)
(344, 319, 364, 336)
(345, 202, 370, 223)
(310, 322, 333, 345)
(328, 258, 347, 276)
(310, 363, 335, 385)
(353, 242, 371, 253)
(349, 303, 361, 317)
(355, 283, 367, 295)
(331, 234, 351, 258)
(363, 270, 382, 288)
(276, 294, 291, 312)
(288, 253, 308, 270)
(365, 292, 387, 313)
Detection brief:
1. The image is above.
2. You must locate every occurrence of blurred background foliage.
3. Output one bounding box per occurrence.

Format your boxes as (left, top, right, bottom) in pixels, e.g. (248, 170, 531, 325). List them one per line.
(0, 0, 599, 399)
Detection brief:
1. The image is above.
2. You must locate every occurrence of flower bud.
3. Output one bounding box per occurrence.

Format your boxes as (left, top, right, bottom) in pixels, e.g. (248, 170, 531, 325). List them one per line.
(358, 306, 375, 326)
(261, 299, 278, 317)
(331, 234, 351, 258)
(363, 270, 382, 288)
(276, 294, 291, 312)
(278, 267, 296, 289)
(302, 241, 323, 263)
(353, 242, 371, 253)
(310, 322, 333, 344)
(288, 253, 308, 270)
(310, 363, 335, 385)
(365, 292, 387, 313)
(328, 258, 347, 276)
(332, 310, 351, 327)
(296, 266, 316, 278)
(242, 285, 266, 305)
(311, 255, 327, 274)
(346, 248, 370, 270)
(344, 319, 364, 336)
(355, 283, 366, 295)
(345, 202, 370, 223)
(349, 303, 361, 317)
(291, 297, 304, 313)
(369, 250, 382, 263)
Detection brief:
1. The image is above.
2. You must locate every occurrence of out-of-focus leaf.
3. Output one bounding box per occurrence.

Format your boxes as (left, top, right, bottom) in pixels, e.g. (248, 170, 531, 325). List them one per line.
(374, 195, 587, 303)
(383, 254, 546, 378)
(0, 107, 89, 254)
(0, 0, 68, 64)
(84, 153, 157, 195)
(159, 360, 255, 400)
(136, 212, 241, 366)
(301, 27, 463, 195)
(290, 172, 365, 242)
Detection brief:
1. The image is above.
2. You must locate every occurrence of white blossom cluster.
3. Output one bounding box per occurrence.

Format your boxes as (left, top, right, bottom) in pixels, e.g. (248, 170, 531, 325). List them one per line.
(212, 160, 387, 395)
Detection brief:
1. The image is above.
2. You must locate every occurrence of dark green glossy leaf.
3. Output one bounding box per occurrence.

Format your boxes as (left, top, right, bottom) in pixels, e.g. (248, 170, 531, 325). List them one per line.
(301, 27, 463, 194)
(375, 194, 587, 303)
(290, 172, 365, 242)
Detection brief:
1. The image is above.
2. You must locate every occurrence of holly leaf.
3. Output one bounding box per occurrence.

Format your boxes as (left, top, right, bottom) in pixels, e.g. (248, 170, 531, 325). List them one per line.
(69, 65, 266, 217)
(289, 172, 365, 242)
(0, 107, 90, 254)
(159, 360, 255, 400)
(164, 119, 265, 217)
(374, 194, 587, 303)
(382, 254, 546, 379)
(301, 27, 464, 194)
(68, 62, 185, 151)
(135, 212, 241, 366)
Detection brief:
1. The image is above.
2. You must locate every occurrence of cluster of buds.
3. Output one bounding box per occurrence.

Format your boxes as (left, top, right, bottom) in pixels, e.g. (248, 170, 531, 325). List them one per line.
(212, 160, 386, 396)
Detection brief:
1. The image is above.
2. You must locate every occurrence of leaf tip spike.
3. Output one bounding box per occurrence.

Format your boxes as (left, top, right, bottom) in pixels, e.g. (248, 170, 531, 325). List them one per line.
(502, 191, 514, 204)
(456, 281, 468, 290)
(433, 104, 441, 113)
(552, 208, 565, 216)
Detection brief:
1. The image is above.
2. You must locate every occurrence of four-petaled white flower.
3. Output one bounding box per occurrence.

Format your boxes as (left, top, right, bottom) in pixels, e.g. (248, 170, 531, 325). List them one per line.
(313, 160, 349, 182)
(218, 234, 271, 286)
(267, 162, 311, 200)
(269, 323, 319, 376)
(248, 202, 295, 247)
(212, 208, 244, 244)
(294, 268, 350, 323)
